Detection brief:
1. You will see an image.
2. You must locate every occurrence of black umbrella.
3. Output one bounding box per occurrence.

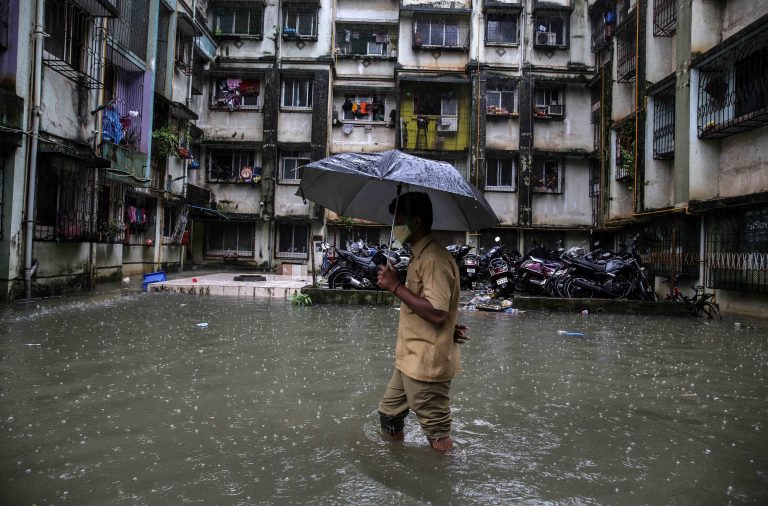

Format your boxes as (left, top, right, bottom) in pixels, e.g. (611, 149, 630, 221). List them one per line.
(296, 150, 498, 233)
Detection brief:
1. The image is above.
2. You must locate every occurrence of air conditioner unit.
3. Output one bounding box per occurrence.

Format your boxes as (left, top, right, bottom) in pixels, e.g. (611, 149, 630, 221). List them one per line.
(536, 32, 557, 46)
(548, 104, 564, 116)
(437, 116, 458, 132)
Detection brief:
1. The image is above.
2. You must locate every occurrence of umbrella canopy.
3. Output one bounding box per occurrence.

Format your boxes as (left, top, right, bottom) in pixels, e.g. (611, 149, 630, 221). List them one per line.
(296, 150, 498, 231)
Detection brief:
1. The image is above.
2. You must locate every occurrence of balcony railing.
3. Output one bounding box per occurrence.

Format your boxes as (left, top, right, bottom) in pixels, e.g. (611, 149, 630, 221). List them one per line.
(615, 13, 636, 83)
(653, 0, 676, 37)
(589, 0, 614, 52)
(399, 114, 469, 152)
(706, 212, 768, 294)
(652, 92, 675, 160)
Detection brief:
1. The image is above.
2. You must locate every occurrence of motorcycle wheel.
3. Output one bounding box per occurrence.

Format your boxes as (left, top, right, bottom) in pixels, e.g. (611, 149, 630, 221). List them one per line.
(328, 268, 354, 290)
(565, 277, 592, 299)
(555, 275, 570, 298)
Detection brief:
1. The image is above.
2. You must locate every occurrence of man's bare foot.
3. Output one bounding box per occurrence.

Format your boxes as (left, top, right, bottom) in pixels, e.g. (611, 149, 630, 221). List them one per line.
(381, 431, 404, 442)
(428, 436, 453, 452)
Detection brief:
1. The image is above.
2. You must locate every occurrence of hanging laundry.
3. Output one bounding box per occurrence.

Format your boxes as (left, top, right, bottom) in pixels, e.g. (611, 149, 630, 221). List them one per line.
(359, 102, 370, 115)
(342, 98, 353, 111)
(226, 78, 242, 90)
(102, 107, 123, 144)
(239, 80, 260, 96)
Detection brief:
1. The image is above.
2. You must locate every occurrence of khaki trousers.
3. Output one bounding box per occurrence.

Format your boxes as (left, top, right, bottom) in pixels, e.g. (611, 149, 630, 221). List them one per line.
(378, 369, 452, 439)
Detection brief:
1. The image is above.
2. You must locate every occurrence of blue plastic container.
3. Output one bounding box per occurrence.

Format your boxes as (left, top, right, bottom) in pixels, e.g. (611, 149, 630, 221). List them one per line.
(142, 271, 167, 292)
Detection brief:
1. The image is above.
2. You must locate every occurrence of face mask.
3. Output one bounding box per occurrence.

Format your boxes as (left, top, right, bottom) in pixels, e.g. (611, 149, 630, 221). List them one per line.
(393, 223, 412, 245)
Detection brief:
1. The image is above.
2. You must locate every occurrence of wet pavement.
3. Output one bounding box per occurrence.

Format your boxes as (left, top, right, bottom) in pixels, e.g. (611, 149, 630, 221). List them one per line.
(1, 294, 767, 504)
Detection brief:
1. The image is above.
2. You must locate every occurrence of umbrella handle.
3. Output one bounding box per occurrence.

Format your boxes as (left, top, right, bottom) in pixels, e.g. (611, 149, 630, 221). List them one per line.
(386, 184, 404, 269)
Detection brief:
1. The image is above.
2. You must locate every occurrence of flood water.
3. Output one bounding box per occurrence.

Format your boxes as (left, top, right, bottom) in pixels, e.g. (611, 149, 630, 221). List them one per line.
(1, 293, 767, 505)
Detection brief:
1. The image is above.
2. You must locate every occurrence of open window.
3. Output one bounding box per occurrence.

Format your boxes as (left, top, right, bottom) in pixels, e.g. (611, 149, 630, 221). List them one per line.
(211, 77, 262, 110)
(206, 221, 254, 257)
(532, 158, 562, 194)
(208, 147, 262, 183)
(485, 157, 516, 191)
(486, 12, 518, 45)
(283, 4, 318, 39)
(339, 94, 387, 122)
(282, 77, 313, 109)
(279, 150, 310, 184)
(336, 24, 394, 57)
(533, 12, 568, 48)
(533, 87, 564, 119)
(213, 1, 263, 38)
(277, 223, 309, 259)
(487, 80, 518, 116)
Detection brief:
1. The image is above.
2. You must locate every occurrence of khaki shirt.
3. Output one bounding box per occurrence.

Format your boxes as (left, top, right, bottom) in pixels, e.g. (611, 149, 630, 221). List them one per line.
(395, 233, 461, 382)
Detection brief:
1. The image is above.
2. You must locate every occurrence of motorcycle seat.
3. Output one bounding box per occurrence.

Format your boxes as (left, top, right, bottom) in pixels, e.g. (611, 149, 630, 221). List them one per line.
(571, 257, 606, 272)
(350, 253, 376, 266)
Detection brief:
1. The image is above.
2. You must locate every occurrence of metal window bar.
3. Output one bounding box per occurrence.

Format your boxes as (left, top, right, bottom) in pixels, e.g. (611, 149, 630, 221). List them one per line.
(413, 15, 470, 50)
(336, 24, 394, 56)
(531, 158, 562, 194)
(213, 1, 263, 36)
(591, 108, 600, 151)
(175, 31, 195, 76)
(34, 160, 97, 242)
(107, 0, 149, 61)
(277, 223, 309, 259)
(615, 122, 634, 181)
(205, 221, 254, 257)
(161, 203, 178, 244)
(589, 159, 600, 198)
(124, 190, 156, 246)
(486, 80, 518, 116)
(653, 0, 676, 37)
(706, 212, 768, 294)
(102, 44, 145, 149)
(616, 15, 636, 83)
(653, 92, 675, 160)
(589, 0, 613, 53)
(697, 31, 768, 139)
(42, 0, 105, 89)
(95, 175, 127, 243)
(208, 148, 260, 183)
(400, 112, 470, 152)
(640, 217, 701, 279)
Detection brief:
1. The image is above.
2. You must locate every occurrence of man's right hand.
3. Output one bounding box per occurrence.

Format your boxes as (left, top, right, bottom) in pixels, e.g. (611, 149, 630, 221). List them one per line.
(377, 264, 400, 293)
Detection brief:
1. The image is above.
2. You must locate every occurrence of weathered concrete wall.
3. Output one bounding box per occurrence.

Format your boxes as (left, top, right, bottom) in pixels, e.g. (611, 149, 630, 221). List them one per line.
(643, 96, 674, 209)
(644, 1, 675, 84)
(533, 85, 592, 152)
(532, 159, 591, 226)
(277, 112, 313, 143)
(485, 192, 518, 225)
(690, 0, 723, 55)
(397, 11, 470, 72)
(211, 184, 263, 215)
(721, 0, 768, 40)
(122, 245, 155, 276)
(39, 68, 95, 144)
(486, 117, 520, 150)
(275, 184, 310, 217)
(686, 69, 720, 202)
(715, 290, 768, 320)
(336, 0, 399, 20)
(199, 109, 265, 142)
(280, 0, 334, 59)
(330, 123, 396, 153)
(333, 59, 396, 80)
(608, 129, 635, 220)
(718, 127, 768, 199)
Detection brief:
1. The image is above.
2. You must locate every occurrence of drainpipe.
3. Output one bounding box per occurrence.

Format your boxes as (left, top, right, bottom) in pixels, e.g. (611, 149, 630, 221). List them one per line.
(180, 0, 197, 272)
(23, 0, 45, 300)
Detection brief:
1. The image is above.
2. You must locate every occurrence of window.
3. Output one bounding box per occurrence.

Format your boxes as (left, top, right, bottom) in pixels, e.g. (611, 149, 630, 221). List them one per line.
(162, 204, 177, 241)
(280, 150, 310, 183)
(124, 191, 156, 246)
(282, 77, 312, 109)
(485, 158, 516, 191)
(337, 25, 393, 56)
(487, 81, 518, 116)
(532, 158, 562, 194)
(283, 5, 317, 38)
(616, 16, 636, 83)
(653, 93, 675, 160)
(339, 94, 387, 122)
(533, 14, 568, 47)
(206, 221, 254, 257)
(44, 0, 88, 71)
(589, 160, 601, 197)
(174, 30, 194, 76)
(413, 15, 467, 49)
(486, 12, 518, 45)
(338, 227, 382, 249)
(615, 121, 635, 181)
(653, 0, 676, 36)
(211, 78, 261, 110)
(277, 223, 309, 259)
(34, 162, 100, 242)
(208, 148, 261, 183)
(213, 2, 263, 37)
(534, 88, 564, 118)
(734, 48, 768, 118)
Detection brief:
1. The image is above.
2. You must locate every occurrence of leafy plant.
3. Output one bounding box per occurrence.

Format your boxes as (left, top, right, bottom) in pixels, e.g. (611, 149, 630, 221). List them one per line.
(152, 125, 180, 159)
(291, 292, 313, 306)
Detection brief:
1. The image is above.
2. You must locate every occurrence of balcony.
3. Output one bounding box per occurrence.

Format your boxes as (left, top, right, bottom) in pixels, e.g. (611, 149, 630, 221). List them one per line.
(100, 142, 150, 184)
(399, 114, 469, 152)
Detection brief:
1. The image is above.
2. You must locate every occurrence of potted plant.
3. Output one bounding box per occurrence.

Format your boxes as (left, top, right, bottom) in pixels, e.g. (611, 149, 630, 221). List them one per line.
(151, 125, 180, 159)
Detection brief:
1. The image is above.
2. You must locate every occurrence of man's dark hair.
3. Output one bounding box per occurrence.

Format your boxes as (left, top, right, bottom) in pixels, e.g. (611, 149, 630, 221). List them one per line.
(389, 192, 433, 231)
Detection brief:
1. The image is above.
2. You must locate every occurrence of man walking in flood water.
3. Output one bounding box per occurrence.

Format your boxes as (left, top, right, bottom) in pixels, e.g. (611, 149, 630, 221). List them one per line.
(376, 192, 468, 452)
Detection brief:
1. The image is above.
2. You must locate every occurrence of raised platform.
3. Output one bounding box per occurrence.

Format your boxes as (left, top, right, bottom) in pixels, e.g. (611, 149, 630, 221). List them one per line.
(301, 287, 397, 306)
(147, 272, 311, 299)
(512, 296, 690, 316)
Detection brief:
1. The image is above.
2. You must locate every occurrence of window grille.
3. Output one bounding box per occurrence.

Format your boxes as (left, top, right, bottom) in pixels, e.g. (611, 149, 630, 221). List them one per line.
(283, 4, 317, 39)
(124, 190, 156, 246)
(277, 223, 309, 259)
(533, 13, 568, 47)
(591, 108, 601, 150)
(615, 120, 635, 181)
(211, 77, 262, 110)
(336, 24, 394, 56)
(533, 87, 564, 118)
(213, 1, 263, 37)
(531, 158, 562, 194)
(339, 94, 387, 122)
(616, 15, 636, 83)
(706, 210, 768, 294)
(102, 46, 145, 149)
(653, 0, 676, 37)
(282, 77, 313, 109)
(642, 217, 700, 279)
(485, 158, 516, 191)
(589, 0, 614, 53)
(206, 221, 254, 257)
(279, 150, 310, 183)
(207, 147, 261, 183)
(697, 29, 768, 139)
(486, 80, 518, 116)
(107, 0, 149, 61)
(186, 184, 212, 207)
(175, 30, 194, 76)
(486, 12, 518, 45)
(337, 226, 383, 250)
(35, 160, 94, 242)
(589, 159, 600, 197)
(413, 15, 470, 50)
(43, 0, 105, 89)
(653, 92, 675, 160)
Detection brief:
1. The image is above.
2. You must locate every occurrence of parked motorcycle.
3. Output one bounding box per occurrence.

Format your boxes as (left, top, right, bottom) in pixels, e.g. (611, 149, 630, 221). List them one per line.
(446, 244, 478, 290)
(326, 245, 408, 290)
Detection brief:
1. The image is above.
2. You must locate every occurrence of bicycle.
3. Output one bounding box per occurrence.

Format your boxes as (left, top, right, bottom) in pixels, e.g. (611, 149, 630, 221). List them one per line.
(663, 274, 722, 321)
